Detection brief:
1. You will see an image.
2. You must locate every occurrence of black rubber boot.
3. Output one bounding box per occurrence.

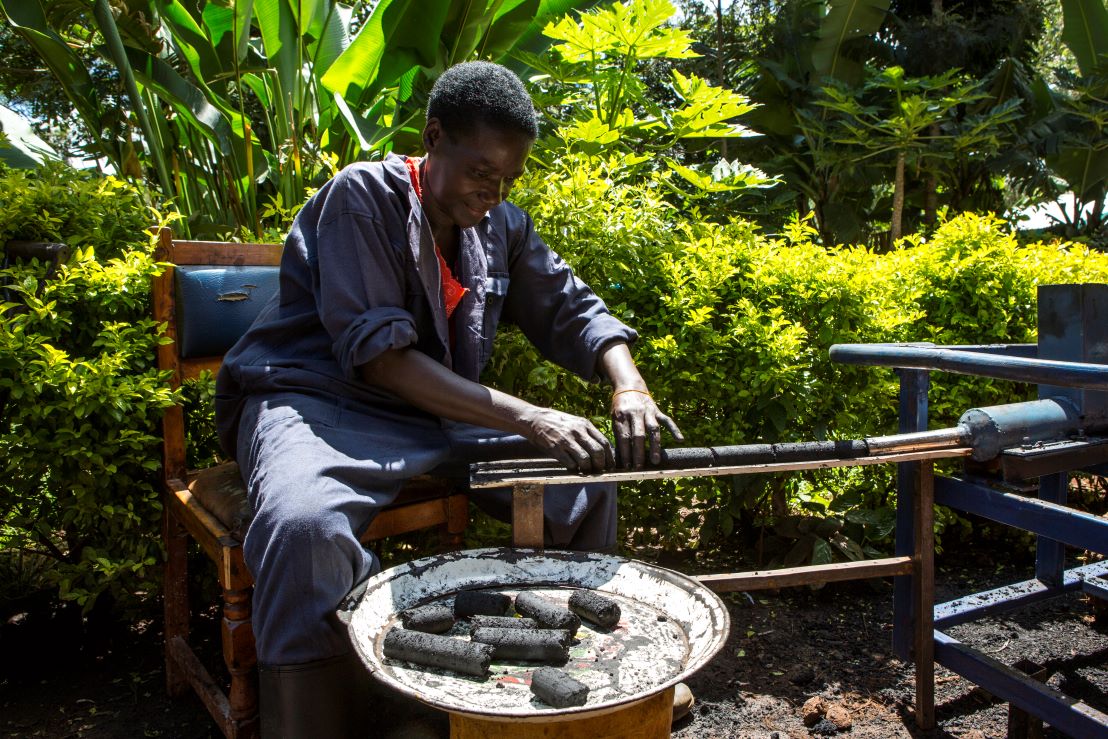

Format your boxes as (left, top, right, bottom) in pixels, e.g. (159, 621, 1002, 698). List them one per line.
(258, 653, 373, 739)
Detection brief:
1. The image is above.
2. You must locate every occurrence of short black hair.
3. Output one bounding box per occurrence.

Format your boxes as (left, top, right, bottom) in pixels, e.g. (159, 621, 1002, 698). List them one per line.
(427, 61, 538, 140)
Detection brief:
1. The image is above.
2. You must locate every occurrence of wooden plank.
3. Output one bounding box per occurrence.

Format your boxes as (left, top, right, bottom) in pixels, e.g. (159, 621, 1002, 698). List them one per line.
(512, 482, 545, 549)
(162, 507, 191, 697)
(167, 635, 234, 739)
(697, 556, 914, 592)
(166, 482, 244, 588)
(470, 448, 972, 488)
(163, 239, 283, 266)
(362, 499, 448, 541)
(914, 461, 935, 730)
(181, 356, 223, 381)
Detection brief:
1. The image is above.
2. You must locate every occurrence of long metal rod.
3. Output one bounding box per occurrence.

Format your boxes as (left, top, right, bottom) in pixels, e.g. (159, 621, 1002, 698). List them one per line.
(472, 428, 970, 484)
(830, 343, 1108, 390)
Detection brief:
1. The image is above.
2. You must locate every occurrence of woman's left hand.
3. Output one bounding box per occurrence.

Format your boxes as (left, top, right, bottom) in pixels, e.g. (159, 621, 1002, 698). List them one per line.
(611, 388, 684, 469)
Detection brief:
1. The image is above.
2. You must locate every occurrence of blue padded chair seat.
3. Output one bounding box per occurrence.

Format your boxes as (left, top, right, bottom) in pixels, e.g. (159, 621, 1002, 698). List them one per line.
(175, 265, 280, 359)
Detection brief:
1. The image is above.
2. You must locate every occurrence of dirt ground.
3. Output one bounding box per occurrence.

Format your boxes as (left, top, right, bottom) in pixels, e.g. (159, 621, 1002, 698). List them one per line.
(2, 534, 1105, 738)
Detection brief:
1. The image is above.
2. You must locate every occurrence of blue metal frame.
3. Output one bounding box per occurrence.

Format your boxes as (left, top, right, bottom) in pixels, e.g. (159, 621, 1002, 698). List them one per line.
(832, 332, 1108, 737)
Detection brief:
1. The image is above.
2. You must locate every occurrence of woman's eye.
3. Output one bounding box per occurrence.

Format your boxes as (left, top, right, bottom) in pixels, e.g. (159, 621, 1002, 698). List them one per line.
(472, 170, 490, 180)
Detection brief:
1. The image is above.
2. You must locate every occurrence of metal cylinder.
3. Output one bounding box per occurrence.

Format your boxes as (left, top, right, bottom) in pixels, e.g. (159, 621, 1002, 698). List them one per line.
(864, 427, 970, 454)
(958, 397, 1083, 461)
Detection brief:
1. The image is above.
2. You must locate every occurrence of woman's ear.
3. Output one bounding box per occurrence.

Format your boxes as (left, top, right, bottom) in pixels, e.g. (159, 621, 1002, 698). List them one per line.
(423, 118, 443, 153)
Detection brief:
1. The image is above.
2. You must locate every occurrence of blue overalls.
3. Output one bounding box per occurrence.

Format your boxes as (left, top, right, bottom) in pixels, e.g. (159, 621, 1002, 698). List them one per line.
(216, 155, 636, 665)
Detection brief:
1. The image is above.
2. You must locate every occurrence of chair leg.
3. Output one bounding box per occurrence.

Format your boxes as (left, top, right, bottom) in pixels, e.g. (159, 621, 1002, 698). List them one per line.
(223, 585, 259, 738)
(445, 493, 468, 550)
(163, 506, 190, 697)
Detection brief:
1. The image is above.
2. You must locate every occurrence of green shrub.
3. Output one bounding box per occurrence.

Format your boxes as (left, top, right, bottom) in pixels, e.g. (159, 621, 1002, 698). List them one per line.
(0, 163, 175, 613)
(493, 153, 1108, 556)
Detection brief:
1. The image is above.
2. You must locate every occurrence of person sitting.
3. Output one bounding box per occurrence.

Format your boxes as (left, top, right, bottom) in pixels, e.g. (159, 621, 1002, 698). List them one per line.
(215, 60, 685, 737)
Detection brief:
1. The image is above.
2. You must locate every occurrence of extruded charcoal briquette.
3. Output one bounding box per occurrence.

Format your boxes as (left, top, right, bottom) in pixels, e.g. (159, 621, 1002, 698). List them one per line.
(568, 590, 621, 629)
(530, 667, 589, 708)
(513, 590, 581, 632)
(453, 590, 512, 617)
(468, 615, 539, 632)
(382, 628, 494, 677)
(470, 627, 570, 662)
(398, 604, 455, 633)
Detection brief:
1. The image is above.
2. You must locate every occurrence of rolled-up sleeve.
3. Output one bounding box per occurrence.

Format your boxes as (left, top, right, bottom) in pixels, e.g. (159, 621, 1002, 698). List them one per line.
(314, 171, 419, 380)
(503, 210, 637, 381)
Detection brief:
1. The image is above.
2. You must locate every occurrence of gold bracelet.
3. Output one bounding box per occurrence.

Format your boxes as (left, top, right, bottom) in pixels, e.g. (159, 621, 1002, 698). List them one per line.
(611, 388, 652, 401)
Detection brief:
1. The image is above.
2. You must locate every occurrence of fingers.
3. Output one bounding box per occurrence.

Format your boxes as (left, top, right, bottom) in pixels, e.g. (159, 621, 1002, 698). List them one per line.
(611, 400, 684, 469)
(659, 413, 684, 442)
(630, 412, 646, 470)
(614, 414, 631, 469)
(529, 409, 614, 473)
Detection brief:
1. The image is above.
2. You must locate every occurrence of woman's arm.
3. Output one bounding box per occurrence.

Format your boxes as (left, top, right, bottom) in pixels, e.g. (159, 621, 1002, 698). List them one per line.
(361, 348, 614, 472)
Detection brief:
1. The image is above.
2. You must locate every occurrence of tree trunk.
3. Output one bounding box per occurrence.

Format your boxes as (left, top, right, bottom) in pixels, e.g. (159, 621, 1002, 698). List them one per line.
(891, 150, 906, 244)
(924, 124, 939, 226)
(716, 0, 728, 159)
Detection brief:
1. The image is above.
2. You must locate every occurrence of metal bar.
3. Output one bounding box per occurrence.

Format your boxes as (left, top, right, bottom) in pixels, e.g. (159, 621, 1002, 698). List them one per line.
(914, 461, 935, 730)
(933, 560, 1108, 628)
(1083, 575, 1108, 600)
(934, 476, 1108, 555)
(1000, 438, 1108, 481)
(830, 343, 1108, 390)
(511, 482, 544, 549)
(894, 369, 929, 661)
(471, 428, 970, 485)
(943, 343, 1038, 358)
(934, 630, 1108, 737)
(1035, 473, 1067, 586)
(866, 427, 967, 453)
(697, 556, 913, 593)
(470, 448, 971, 488)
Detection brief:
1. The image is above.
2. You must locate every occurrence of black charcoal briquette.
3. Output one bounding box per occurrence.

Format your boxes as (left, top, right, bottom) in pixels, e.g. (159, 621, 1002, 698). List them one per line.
(471, 627, 571, 662)
(382, 628, 494, 677)
(514, 590, 581, 632)
(568, 590, 621, 629)
(399, 603, 455, 633)
(530, 666, 589, 708)
(453, 590, 512, 617)
(468, 615, 539, 633)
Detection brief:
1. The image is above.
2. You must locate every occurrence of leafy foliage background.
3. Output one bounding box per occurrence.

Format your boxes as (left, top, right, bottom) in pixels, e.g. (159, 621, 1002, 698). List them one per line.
(0, 164, 175, 613)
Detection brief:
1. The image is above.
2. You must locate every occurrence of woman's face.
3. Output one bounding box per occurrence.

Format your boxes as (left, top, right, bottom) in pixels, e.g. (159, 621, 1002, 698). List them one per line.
(421, 118, 533, 231)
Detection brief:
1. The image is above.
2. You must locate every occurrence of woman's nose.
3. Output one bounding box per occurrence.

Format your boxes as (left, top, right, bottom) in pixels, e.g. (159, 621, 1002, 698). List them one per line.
(481, 179, 510, 205)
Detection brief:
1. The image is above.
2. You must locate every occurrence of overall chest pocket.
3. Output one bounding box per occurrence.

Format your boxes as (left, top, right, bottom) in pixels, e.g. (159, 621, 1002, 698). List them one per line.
(479, 272, 510, 365)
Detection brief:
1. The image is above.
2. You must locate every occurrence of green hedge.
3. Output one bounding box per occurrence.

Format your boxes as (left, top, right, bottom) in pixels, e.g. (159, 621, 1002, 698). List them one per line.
(3, 159, 1106, 611)
(0, 164, 175, 613)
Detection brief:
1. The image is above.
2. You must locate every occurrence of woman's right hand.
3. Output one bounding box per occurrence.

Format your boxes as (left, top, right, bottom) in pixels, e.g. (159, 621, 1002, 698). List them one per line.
(524, 408, 615, 473)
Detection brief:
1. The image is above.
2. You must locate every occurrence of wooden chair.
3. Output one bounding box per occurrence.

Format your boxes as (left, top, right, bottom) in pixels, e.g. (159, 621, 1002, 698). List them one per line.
(153, 227, 469, 738)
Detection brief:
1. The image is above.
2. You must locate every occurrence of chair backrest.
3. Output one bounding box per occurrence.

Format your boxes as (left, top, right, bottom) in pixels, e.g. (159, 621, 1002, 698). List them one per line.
(152, 227, 283, 482)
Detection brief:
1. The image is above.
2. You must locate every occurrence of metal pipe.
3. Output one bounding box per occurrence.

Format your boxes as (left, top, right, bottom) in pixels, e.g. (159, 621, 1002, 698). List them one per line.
(471, 397, 1101, 482)
(865, 427, 970, 454)
(830, 343, 1108, 391)
(958, 397, 1084, 461)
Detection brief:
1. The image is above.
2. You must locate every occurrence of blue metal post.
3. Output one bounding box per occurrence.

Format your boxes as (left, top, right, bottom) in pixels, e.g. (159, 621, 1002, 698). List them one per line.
(893, 368, 929, 661)
(1035, 472, 1067, 585)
